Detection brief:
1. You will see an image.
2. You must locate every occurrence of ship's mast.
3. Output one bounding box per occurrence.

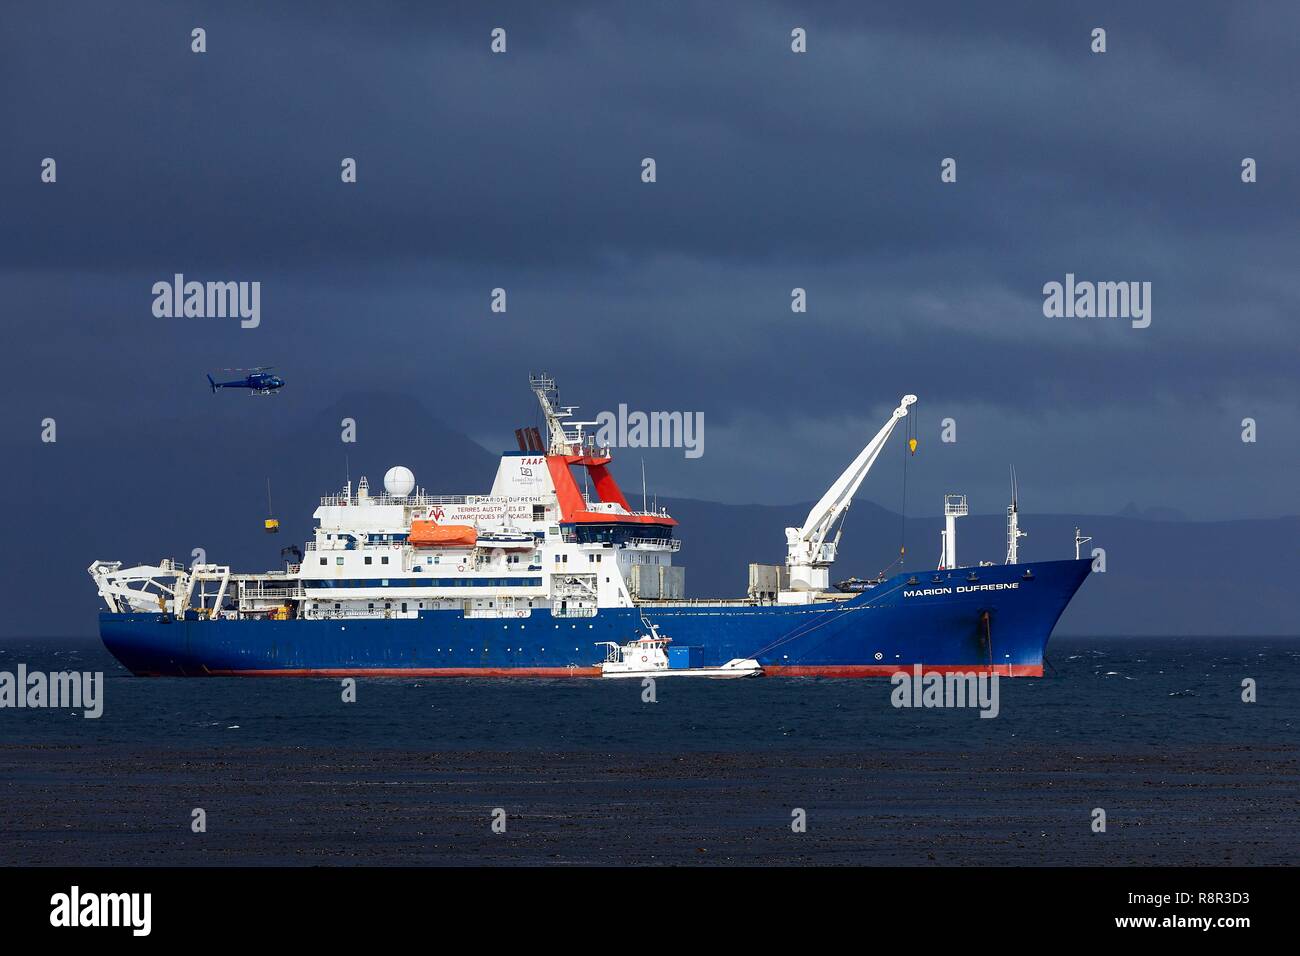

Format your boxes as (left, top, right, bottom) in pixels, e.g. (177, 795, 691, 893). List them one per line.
(939, 493, 967, 570)
(530, 373, 604, 456)
(530, 373, 571, 454)
(1074, 527, 1092, 560)
(1005, 466, 1027, 564)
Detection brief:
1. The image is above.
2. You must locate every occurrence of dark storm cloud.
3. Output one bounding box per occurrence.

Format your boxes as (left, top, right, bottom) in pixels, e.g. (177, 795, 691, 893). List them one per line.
(1, 1, 1295, 514)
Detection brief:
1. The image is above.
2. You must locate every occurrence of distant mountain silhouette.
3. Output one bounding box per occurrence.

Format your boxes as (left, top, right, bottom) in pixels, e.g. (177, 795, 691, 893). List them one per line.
(3, 401, 1294, 639)
(1115, 502, 1189, 522)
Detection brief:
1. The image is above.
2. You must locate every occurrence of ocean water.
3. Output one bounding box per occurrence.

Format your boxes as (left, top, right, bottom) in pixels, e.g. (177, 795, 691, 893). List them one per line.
(1, 636, 1297, 865)
(0, 636, 1295, 751)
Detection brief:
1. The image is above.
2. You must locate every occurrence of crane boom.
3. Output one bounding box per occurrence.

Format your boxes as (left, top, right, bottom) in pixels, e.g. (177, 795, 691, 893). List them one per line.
(782, 394, 916, 597)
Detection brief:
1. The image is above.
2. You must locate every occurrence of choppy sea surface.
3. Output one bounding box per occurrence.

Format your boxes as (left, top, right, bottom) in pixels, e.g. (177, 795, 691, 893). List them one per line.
(1, 636, 1296, 866)
(0, 636, 1295, 751)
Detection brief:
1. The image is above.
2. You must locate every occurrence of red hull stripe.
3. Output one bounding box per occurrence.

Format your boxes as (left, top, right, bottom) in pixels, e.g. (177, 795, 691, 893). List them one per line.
(204, 666, 603, 678)
(189, 664, 1040, 678)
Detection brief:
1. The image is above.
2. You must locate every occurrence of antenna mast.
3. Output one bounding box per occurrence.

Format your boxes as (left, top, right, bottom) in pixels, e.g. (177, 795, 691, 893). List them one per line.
(1074, 528, 1093, 561)
(1005, 466, 1027, 564)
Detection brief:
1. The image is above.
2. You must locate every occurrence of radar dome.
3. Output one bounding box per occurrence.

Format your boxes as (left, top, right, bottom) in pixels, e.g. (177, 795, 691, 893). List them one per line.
(383, 465, 415, 497)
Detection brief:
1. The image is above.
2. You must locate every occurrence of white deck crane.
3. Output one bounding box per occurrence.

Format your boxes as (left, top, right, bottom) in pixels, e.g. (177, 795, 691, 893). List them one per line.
(781, 394, 917, 602)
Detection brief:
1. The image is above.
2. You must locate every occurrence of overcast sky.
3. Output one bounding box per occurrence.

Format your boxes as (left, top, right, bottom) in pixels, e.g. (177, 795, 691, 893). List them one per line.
(2, 1, 1295, 519)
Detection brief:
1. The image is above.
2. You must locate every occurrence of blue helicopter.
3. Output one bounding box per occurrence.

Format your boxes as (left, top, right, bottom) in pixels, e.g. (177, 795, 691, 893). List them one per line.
(207, 367, 285, 395)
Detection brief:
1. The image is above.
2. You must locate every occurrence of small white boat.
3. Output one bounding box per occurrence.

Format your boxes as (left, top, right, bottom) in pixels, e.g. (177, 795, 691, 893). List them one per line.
(475, 528, 536, 549)
(596, 620, 762, 679)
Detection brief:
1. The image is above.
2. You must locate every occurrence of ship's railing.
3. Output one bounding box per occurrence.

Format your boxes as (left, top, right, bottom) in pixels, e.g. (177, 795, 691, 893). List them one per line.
(305, 608, 405, 621)
(559, 434, 612, 457)
(560, 533, 679, 551)
(578, 496, 672, 519)
(634, 598, 760, 607)
(626, 537, 681, 551)
(318, 493, 469, 507)
(240, 581, 306, 601)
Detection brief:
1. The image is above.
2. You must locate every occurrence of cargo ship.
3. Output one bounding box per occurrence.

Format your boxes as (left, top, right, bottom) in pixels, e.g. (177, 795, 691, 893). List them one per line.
(90, 375, 1091, 678)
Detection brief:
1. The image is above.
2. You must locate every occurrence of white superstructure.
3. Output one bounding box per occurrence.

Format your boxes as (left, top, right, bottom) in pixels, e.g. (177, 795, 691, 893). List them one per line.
(92, 377, 684, 623)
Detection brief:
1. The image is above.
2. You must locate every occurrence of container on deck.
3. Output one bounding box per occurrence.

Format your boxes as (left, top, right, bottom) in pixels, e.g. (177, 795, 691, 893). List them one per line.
(668, 645, 704, 670)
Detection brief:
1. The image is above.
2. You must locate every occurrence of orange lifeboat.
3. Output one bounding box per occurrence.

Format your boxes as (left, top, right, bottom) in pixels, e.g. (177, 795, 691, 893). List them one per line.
(409, 520, 477, 547)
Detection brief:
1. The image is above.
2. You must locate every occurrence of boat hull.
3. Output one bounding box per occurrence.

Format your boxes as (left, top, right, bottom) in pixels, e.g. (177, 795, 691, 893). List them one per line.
(99, 559, 1091, 678)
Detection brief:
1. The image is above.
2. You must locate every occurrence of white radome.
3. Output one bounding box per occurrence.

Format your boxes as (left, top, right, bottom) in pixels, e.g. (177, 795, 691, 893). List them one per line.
(383, 465, 415, 497)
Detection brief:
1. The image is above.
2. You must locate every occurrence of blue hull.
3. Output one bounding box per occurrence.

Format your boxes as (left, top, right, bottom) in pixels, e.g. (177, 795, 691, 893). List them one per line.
(99, 559, 1091, 677)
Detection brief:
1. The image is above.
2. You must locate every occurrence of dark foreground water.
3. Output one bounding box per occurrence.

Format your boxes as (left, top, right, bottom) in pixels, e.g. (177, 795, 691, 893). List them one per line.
(1, 636, 1296, 865)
